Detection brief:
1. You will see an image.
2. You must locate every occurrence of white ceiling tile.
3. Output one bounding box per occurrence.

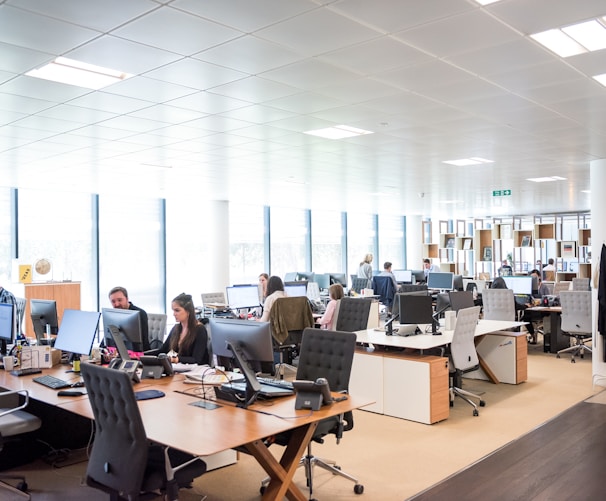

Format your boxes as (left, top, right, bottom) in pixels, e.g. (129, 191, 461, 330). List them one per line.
(210, 76, 300, 103)
(103, 76, 198, 103)
(0, 75, 92, 102)
(145, 59, 246, 91)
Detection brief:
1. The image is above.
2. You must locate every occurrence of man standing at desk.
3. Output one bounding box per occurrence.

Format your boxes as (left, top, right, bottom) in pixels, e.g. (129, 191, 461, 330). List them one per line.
(108, 286, 150, 352)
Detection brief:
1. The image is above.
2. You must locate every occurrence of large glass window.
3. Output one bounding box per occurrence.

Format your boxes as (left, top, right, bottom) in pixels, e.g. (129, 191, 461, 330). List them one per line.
(347, 212, 376, 280)
(99, 195, 164, 314)
(311, 210, 343, 274)
(270, 207, 307, 280)
(378, 215, 405, 271)
(0, 188, 12, 282)
(229, 203, 266, 285)
(18, 189, 96, 310)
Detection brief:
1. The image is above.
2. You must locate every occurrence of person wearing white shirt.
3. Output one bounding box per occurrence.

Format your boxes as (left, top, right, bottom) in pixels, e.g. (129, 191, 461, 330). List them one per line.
(423, 258, 440, 279)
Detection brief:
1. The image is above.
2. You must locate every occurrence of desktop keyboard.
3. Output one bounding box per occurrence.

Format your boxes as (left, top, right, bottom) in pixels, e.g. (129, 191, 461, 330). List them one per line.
(10, 368, 42, 377)
(33, 375, 73, 389)
(257, 377, 294, 390)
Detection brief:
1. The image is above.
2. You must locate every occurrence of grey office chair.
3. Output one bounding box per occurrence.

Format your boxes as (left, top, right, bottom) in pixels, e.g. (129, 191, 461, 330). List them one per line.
(351, 277, 370, 294)
(261, 328, 363, 498)
(14, 297, 26, 337)
(572, 277, 590, 291)
(557, 291, 592, 363)
(481, 288, 515, 321)
(335, 297, 373, 332)
(0, 389, 42, 499)
(81, 363, 207, 501)
(147, 313, 167, 350)
(554, 281, 572, 295)
(200, 292, 227, 317)
(449, 306, 484, 416)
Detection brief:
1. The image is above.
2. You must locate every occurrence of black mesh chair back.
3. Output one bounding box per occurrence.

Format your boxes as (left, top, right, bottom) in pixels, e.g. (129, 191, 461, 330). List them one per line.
(81, 363, 152, 497)
(335, 297, 373, 332)
(351, 277, 370, 294)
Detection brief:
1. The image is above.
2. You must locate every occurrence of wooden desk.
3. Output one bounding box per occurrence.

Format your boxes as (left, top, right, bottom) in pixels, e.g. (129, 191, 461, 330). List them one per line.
(351, 319, 525, 424)
(0, 366, 369, 501)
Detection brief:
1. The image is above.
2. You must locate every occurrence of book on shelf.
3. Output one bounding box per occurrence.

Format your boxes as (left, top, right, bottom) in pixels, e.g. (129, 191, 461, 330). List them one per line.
(446, 237, 455, 249)
(521, 235, 531, 247)
(463, 238, 472, 250)
(482, 247, 492, 261)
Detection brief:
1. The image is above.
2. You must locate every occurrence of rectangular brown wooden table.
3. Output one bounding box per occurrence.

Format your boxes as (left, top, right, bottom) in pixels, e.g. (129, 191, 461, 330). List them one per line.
(0, 365, 370, 501)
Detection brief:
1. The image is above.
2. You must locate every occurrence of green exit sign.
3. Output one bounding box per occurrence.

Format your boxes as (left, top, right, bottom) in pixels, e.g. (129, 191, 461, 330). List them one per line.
(492, 189, 512, 197)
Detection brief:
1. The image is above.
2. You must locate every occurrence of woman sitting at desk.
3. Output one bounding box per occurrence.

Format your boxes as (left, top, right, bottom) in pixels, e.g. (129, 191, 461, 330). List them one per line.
(316, 283, 344, 330)
(258, 276, 287, 322)
(159, 293, 209, 365)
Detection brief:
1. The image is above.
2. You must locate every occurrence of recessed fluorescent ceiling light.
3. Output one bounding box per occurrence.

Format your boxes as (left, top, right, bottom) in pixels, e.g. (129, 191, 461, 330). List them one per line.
(594, 73, 606, 87)
(26, 57, 133, 90)
(531, 18, 606, 57)
(474, 0, 502, 5)
(304, 125, 374, 139)
(527, 176, 567, 183)
(443, 157, 493, 166)
(581, 190, 591, 194)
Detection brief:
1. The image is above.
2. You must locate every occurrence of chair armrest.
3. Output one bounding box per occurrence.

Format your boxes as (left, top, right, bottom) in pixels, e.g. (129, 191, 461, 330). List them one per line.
(0, 389, 30, 418)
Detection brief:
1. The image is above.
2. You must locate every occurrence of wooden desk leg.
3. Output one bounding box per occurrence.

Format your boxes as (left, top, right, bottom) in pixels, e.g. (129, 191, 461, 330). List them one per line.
(245, 421, 318, 501)
(474, 335, 500, 384)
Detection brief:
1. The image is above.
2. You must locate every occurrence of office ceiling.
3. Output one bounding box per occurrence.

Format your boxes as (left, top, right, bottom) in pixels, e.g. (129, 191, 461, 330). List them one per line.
(0, 0, 603, 219)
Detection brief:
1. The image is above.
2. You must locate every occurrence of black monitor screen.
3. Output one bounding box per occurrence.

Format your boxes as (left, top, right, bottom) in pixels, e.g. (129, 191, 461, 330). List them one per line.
(453, 274, 464, 291)
(54, 309, 101, 356)
(226, 285, 260, 310)
(427, 272, 454, 291)
(209, 318, 274, 369)
(314, 273, 330, 291)
(30, 299, 59, 334)
(448, 291, 475, 313)
(502, 276, 532, 295)
(296, 271, 315, 282)
(411, 270, 425, 283)
(399, 295, 434, 325)
(329, 273, 347, 286)
(284, 282, 307, 297)
(0, 303, 14, 355)
(102, 308, 143, 352)
(393, 270, 413, 283)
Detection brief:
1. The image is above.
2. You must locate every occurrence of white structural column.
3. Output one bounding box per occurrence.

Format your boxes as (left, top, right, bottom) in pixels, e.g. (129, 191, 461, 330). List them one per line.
(591, 160, 606, 385)
(207, 200, 230, 293)
(406, 215, 422, 270)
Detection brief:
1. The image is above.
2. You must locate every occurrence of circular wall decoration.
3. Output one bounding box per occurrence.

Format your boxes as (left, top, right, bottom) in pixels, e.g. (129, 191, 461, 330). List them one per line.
(35, 258, 52, 276)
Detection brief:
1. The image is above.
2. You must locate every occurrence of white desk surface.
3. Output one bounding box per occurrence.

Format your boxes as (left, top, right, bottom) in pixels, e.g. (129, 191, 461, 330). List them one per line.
(355, 319, 525, 350)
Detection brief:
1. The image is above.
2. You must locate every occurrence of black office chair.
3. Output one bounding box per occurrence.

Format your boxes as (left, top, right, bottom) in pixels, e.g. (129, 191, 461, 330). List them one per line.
(350, 277, 370, 294)
(261, 327, 363, 498)
(372, 275, 396, 313)
(0, 389, 42, 499)
(335, 297, 373, 332)
(80, 363, 207, 501)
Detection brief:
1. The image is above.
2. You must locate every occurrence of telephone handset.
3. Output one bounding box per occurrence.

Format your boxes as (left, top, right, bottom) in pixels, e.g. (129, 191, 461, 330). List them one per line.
(108, 358, 140, 383)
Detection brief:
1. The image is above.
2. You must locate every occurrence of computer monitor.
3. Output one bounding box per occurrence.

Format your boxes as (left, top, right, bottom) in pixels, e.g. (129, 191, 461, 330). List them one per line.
(284, 281, 307, 297)
(284, 272, 297, 282)
(101, 308, 143, 352)
(399, 294, 438, 334)
(427, 272, 454, 291)
(448, 291, 475, 313)
(453, 274, 464, 291)
(328, 273, 347, 286)
(391, 289, 428, 318)
(30, 299, 59, 338)
(0, 303, 14, 356)
(226, 284, 261, 310)
(393, 270, 413, 283)
(296, 271, 315, 282)
(314, 273, 330, 291)
(54, 309, 101, 357)
(209, 318, 274, 406)
(411, 270, 425, 284)
(502, 276, 533, 295)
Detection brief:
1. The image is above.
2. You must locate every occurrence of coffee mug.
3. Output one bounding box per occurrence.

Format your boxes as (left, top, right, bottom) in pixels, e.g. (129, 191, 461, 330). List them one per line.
(3, 356, 15, 371)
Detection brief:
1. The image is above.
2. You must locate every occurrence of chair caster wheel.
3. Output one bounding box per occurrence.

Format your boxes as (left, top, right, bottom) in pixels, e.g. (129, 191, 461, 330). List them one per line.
(556, 354, 561, 358)
(571, 359, 576, 363)
(354, 484, 364, 494)
(16, 481, 28, 492)
(479, 400, 486, 407)
(260, 485, 266, 495)
(473, 409, 479, 416)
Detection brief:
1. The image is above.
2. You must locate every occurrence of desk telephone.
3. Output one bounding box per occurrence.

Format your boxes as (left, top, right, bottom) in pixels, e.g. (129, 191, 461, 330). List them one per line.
(293, 377, 346, 410)
(108, 357, 140, 383)
(309, 299, 325, 313)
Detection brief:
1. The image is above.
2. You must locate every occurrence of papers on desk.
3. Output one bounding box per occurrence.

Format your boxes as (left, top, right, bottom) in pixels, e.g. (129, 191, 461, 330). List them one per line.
(171, 362, 198, 373)
(182, 365, 242, 385)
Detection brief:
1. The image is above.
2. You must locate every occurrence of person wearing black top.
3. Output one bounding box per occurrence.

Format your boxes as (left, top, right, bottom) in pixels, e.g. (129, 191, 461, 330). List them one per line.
(159, 293, 209, 365)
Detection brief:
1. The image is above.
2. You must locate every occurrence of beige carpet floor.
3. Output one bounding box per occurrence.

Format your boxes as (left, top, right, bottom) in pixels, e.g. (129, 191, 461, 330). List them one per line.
(6, 343, 599, 501)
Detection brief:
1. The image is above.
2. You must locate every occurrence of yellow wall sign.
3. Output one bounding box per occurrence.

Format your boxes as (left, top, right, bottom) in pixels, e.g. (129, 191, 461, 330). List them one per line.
(19, 264, 32, 283)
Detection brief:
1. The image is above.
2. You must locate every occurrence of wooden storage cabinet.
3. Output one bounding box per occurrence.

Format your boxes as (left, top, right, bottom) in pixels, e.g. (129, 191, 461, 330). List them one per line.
(24, 282, 81, 339)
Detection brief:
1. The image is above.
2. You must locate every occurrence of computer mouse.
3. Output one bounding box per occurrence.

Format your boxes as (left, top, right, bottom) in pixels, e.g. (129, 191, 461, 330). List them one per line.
(71, 381, 85, 388)
(58, 390, 86, 397)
